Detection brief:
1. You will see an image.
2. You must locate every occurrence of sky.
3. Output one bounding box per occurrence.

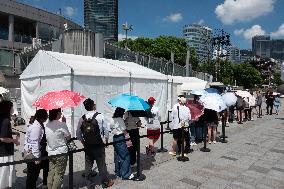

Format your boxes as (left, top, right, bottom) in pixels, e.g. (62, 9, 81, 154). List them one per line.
(18, 0, 284, 49)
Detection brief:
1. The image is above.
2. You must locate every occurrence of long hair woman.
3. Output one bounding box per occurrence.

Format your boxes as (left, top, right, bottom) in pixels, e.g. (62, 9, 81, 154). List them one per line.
(111, 107, 134, 180)
(0, 100, 20, 189)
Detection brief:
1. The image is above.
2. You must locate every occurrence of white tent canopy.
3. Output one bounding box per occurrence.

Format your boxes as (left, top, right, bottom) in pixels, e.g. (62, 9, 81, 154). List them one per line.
(20, 50, 169, 135)
(169, 76, 207, 93)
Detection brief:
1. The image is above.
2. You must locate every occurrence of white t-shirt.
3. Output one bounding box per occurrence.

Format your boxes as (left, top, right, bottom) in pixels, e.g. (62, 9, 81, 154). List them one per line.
(171, 103, 191, 130)
(146, 106, 161, 130)
(45, 120, 71, 155)
(110, 117, 126, 136)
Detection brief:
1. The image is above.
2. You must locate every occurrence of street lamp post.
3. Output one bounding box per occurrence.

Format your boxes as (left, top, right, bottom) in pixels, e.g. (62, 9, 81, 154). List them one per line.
(122, 22, 133, 48)
(212, 29, 231, 82)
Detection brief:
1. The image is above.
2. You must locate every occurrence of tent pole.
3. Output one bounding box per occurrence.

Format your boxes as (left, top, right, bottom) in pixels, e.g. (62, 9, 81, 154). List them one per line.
(70, 68, 75, 136)
(129, 72, 132, 95)
(171, 79, 174, 109)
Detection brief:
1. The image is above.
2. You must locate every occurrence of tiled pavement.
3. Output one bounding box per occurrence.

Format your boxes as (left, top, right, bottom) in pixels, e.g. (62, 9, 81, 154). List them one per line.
(12, 106, 284, 189)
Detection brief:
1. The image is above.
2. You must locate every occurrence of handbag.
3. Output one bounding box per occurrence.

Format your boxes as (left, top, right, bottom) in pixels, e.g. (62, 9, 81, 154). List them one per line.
(124, 133, 133, 148)
(22, 150, 36, 160)
(66, 139, 77, 152)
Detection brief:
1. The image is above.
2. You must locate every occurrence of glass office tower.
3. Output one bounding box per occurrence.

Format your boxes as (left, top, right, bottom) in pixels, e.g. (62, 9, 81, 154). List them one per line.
(84, 0, 118, 42)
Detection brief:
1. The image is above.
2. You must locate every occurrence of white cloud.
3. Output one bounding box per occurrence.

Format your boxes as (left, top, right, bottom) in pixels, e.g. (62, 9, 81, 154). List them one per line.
(197, 19, 205, 25)
(215, 0, 275, 25)
(64, 6, 77, 17)
(118, 33, 138, 41)
(163, 13, 183, 23)
(234, 25, 266, 40)
(234, 29, 244, 36)
(271, 23, 284, 38)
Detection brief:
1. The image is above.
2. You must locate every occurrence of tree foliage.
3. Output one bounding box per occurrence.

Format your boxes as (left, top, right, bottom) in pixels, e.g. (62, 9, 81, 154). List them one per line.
(118, 36, 189, 66)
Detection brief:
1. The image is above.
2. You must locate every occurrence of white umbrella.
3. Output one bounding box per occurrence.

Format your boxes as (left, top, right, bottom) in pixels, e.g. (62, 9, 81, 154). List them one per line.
(199, 93, 227, 112)
(222, 92, 237, 107)
(235, 90, 252, 103)
(235, 90, 251, 98)
(0, 87, 9, 94)
(191, 89, 207, 96)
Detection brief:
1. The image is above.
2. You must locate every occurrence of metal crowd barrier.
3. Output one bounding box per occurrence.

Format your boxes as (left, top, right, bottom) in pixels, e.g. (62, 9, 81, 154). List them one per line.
(1, 117, 229, 188)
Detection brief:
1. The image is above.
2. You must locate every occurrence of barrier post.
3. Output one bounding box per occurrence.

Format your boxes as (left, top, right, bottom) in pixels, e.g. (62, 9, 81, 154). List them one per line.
(157, 121, 169, 153)
(69, 152, 74, 189)
(134, 133, 146, 181)
(221, 113, 228, 143)
(177, 126, 189, 161)
(200, 123, 211, 152)
(166, 111, 172, 130)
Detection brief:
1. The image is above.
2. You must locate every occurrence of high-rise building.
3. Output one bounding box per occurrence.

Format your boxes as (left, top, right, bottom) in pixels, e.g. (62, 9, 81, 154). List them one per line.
(84, 0, 118, 42)
(227, 46, 240, 63)
(240, 49, 253, 63)
(0, 0, 81, 77)
(252, 35, 284, 61)
(252, 35, 271, 58)
(271, 39, 284, 61)
(183, 24, 212, 63)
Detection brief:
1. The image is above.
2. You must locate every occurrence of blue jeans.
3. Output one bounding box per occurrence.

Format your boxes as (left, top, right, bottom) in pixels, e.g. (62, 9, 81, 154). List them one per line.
(189, 122, 196, 142)
(113, 134, 131, 179)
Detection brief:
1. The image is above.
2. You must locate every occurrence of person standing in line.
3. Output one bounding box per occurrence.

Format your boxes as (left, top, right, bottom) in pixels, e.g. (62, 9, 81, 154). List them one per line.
(169, 95, 191, 156)
(266, 91, 275, 115)
(145, 97, 161, 156)
(76, 98, 114, 188)
(0, 101, 20, 189)
(274, 95, 281, 115)
(110, 107, 134, 180)
(256, 91, 263, 117)
(236, 96, 245, 124)
(203, 109, 219, 144)
(45, 108, 71, 189)
(124, 110, 141, 165)
(24, 109, 49, 189)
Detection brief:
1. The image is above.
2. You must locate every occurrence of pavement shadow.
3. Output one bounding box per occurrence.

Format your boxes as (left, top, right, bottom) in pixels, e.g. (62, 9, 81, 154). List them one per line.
(62, 170, 116, 189)
(275, 118, 284, 120)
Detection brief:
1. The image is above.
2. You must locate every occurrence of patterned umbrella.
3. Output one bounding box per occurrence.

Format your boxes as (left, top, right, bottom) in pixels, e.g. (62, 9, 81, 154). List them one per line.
(186, 100, 204, 121)
(33, 90, 86, 110)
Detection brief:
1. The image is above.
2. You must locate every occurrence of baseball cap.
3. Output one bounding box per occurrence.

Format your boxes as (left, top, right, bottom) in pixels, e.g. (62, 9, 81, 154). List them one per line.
(148, 97, 156, 104)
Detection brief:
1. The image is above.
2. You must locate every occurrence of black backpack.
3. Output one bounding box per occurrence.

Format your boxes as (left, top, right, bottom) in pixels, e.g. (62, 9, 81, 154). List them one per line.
(81, 113, 103, 146)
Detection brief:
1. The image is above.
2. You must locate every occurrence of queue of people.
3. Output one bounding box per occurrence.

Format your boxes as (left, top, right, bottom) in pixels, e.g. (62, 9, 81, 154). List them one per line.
(0, 90, 281, 188)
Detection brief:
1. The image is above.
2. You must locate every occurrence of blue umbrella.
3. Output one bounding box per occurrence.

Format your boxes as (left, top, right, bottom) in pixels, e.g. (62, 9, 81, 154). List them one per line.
(108, 93, 150, 111)
(191, 89, 207, 96)
(205, 88, 220, 94)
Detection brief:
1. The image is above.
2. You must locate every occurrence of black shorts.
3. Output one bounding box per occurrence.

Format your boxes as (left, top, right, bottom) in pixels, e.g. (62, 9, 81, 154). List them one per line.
(172, 128, 182, 140)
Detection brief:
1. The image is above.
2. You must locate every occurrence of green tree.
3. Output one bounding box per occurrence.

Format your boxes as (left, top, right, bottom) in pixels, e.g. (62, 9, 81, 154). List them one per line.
(118, 36, 188, 66)
(272, 72, 282, 87)
(219, 60, 235, 85)
(233, 63, 262, 89)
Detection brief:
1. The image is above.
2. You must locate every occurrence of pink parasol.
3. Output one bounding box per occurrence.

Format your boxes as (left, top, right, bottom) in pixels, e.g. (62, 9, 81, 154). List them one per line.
(33, 90, 85, 110)
(186, 100, 204, 121)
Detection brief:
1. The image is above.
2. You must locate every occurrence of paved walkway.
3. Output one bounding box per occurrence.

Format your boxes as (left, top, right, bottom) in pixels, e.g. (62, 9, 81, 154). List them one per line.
(12, 106, 284, 189)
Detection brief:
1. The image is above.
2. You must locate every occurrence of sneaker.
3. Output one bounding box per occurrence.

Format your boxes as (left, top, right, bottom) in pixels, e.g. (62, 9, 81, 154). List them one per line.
(213, 141, 216, 144)
(151, 150, 156, 157)
(145, 146, 150, 155)
(190, 142, 197, 146)
(169, 151, 176, 156)
(208, 141, 212, 144)
(123, 174, 135, 180)
(102, 180, 114, 188)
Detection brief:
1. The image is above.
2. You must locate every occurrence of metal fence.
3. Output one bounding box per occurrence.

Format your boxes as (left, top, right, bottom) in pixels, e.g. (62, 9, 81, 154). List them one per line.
(104, 42, 213, 82)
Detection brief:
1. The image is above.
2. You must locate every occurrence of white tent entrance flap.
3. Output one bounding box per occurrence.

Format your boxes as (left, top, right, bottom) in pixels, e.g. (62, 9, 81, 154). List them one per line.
(20, 50, 168, 136)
